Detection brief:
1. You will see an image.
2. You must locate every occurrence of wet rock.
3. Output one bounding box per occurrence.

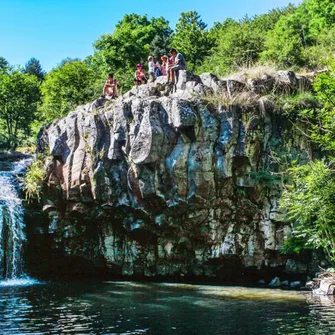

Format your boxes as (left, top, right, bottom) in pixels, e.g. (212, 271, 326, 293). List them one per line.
(290, 281, 301, 289)
(314, 279, 335, 295)
(269, 277, 281, 288)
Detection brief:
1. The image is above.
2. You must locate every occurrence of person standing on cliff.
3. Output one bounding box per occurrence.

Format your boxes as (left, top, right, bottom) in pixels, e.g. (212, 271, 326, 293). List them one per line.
(148, 56, 157, 82)
(169, 48, 186, 84)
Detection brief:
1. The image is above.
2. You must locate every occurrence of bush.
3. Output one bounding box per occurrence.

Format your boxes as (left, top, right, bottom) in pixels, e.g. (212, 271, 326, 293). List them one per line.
(23, 155, 47, 201)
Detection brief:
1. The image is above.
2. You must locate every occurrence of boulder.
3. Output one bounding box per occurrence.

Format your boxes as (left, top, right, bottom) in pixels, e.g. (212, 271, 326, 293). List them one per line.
(269, 277, 281, 288)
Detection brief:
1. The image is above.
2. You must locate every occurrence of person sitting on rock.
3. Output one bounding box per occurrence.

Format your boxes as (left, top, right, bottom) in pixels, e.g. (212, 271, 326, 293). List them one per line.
(134, 64, 147, 85)
(167, 54, 176, 84)
(169, 48, 186, 84)
(103, 73, 118, 98)
(160, 55, 168, 76)
(155, 57, 163, 78)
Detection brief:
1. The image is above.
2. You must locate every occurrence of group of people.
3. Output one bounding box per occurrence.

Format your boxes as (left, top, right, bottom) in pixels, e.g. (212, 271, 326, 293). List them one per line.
(103, 48, 186, 97)
(134, 48, 186, 86)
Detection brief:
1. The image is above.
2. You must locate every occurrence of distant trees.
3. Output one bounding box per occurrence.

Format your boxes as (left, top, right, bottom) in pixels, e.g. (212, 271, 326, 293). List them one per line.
(23, 58, 45, 82)
(262, 0, 335, 68)
(0, 70, 40, 149)
(0, 57, 10, 72)
(171, 11, 213, 72)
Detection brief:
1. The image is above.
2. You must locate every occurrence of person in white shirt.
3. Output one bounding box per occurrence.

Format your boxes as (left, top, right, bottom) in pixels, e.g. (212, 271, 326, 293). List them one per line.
(148, 56, 156, 82)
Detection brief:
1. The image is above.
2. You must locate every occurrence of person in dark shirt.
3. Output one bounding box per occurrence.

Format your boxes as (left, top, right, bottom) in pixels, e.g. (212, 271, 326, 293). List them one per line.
(169, 48, 187, 84)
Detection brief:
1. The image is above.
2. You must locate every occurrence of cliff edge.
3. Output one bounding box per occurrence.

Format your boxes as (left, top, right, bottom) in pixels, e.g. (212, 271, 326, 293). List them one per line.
(31, 70, 316, 280)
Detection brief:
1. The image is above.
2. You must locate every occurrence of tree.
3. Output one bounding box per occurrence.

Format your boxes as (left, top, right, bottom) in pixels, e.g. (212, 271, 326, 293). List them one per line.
(94, 14, 172, 88)
(171, 11, 212, 72)
(279, 62, 335, 264)
(41, 60, 98, 121)
(280, 161, 335, 264)
(149, 34, 171, 61)
(23, 58, 45, 82)
(200, 18, 264, 74)
(0, 71, 40, 149)
(0, 57, 10, 73)
(262, 0, 335, 68)
(200, 6, 293, 75)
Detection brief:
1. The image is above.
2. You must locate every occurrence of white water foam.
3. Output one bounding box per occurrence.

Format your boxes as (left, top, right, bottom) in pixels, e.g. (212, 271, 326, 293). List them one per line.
(0, 158, 33, 280)
(0, 276, 41, 287)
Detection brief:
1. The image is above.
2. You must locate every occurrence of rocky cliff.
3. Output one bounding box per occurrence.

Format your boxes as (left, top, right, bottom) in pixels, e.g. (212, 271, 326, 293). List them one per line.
(30, 70, 317, 281)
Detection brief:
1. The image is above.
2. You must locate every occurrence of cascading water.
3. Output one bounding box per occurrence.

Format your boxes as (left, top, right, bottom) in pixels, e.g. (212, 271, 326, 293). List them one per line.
(0, 158, 35, 284)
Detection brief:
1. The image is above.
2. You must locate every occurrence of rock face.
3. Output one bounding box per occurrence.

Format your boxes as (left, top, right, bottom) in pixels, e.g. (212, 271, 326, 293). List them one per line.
(32, 71, 316, 280)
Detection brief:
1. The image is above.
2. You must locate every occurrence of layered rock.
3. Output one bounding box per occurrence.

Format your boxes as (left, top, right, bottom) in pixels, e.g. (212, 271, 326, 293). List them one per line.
(32, 71, 316, 280)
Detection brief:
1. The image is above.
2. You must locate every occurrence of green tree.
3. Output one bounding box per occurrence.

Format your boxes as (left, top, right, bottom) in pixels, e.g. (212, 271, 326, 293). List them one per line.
(262, 0, 335, 68)
(0, 57, 10, 73)
(200, 18, 263, 74)
(23, 57, 45, 82)
(171, 11, 212, 72)
(149, 34, 171, 61)
(94, 14, 171, 88)
(281, 161, 335, 263)
(279, 62, 335, 264)
(41, 60, 98, 121)
(0, 71, 40, 149)
(200, 6, 293, 75)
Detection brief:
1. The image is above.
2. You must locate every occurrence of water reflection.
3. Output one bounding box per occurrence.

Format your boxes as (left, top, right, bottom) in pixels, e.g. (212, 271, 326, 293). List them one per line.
(0, 281, 334, 335)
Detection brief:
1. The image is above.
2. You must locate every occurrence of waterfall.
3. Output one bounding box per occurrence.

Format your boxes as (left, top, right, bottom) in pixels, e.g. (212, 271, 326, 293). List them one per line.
(0, 158, 32, 280)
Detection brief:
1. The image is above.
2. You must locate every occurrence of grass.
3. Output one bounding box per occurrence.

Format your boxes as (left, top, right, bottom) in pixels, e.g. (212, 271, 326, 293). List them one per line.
(202, 89, 260, 109)
(223, 63, 277, 81)
(269, 91, 319, 112)
(22, 155, 47, 202)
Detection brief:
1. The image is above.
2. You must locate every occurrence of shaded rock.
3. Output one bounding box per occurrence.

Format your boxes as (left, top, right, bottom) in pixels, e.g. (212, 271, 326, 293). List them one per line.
(269, 277, 281, 288)
(290, 281, 301, 289)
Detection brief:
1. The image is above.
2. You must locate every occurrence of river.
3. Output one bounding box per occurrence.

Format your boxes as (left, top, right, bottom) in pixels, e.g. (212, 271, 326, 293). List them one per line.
(0, 280, 334, 335)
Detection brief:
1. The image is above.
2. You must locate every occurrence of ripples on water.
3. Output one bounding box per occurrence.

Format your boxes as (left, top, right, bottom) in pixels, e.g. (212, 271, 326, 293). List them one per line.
(0, 281, 335, 335)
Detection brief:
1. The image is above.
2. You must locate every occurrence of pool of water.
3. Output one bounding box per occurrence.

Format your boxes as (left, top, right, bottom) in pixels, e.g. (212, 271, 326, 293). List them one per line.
(0, 281, 334, 335)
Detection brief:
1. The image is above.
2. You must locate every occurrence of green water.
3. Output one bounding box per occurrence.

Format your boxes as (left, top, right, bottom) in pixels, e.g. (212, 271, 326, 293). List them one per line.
(0, 281, 334, 335)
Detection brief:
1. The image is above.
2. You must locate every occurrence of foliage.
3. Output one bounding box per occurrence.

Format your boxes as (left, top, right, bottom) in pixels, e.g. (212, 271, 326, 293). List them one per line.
(262, 0, 335, 68)
(171, 11, 213, 72)
(280, 160, 335, 263)
(93, 14, 171, 90)
(23, 57, 45, 82)
(0, 71, 40, 149)
(149, 34, 171, 61)
(41, 60, 99, 121)
(200, 6, 293, 75)
(0, 57, 10, 73)
(290, 62, 335, 150)
(23, 155, 47, 202)
(279, 63, 335, 264)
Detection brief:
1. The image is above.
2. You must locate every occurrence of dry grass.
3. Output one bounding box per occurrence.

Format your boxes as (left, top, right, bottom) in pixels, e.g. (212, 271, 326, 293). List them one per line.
(202, 89, 260, 109)
(223, 63, 277, 81)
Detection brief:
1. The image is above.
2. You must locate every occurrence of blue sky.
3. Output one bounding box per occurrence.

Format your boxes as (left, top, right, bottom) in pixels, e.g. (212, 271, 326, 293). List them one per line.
(1, 0, 301, 72)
